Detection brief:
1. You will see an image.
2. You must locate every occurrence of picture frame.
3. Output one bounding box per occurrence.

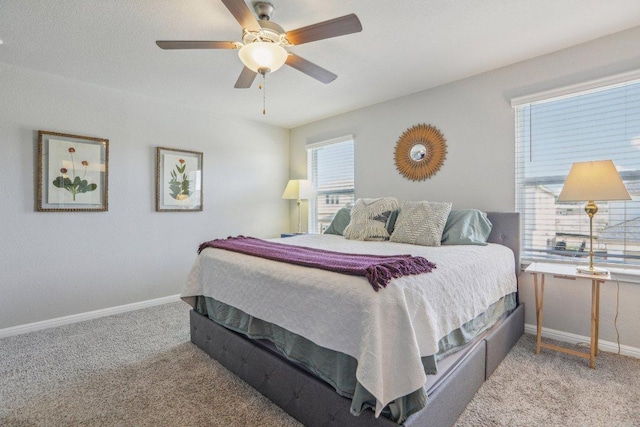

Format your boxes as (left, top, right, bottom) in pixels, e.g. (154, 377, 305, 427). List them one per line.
(156, 147, 203, 212)
(37, 130, 109, 212)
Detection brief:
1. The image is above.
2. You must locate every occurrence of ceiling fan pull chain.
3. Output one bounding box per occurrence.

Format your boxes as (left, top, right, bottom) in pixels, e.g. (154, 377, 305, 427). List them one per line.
(261, 73, 267, 115)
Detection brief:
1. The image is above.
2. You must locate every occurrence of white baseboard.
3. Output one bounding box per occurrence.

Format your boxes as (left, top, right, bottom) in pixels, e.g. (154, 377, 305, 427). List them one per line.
(0, 294, 182, 339)
(524, 323, 640, 359)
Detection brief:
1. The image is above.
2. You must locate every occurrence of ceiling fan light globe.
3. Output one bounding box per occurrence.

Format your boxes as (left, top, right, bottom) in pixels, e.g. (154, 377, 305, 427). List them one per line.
(238, 42, 287, 73)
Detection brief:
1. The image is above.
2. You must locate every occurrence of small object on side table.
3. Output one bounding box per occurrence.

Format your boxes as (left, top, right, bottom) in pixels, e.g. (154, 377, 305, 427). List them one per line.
(525, 262, 616, 369)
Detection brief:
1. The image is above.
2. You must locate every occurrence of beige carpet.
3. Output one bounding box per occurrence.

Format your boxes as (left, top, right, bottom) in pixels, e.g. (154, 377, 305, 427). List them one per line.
(456, 334, 640, 426)
(1, 302, 638, 426)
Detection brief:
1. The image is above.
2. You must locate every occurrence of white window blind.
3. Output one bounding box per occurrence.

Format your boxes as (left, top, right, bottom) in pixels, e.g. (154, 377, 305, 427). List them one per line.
(306, 136, 355, 234)
(515, 77, 640, 267)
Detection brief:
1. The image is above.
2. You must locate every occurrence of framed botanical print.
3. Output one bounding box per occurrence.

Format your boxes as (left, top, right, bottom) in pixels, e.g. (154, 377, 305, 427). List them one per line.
(37, 130, 109, 212)
(156, 147, 203, 212)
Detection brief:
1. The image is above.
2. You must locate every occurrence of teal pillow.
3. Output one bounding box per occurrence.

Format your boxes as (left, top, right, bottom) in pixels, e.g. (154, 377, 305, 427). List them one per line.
(386, 210, 399, 235)
(324, 205, 353, 236)
(441, 210, 493, 245)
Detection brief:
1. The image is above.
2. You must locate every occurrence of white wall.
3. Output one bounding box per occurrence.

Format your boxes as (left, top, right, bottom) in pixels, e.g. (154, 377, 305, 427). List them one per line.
(289, 26, 640, 350)
(0, 63, 289, 330)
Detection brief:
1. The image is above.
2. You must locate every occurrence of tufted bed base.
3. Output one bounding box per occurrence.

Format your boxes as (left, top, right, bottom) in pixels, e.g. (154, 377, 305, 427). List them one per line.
(190, 303, 523, 426)
(189, 212, 524, 426)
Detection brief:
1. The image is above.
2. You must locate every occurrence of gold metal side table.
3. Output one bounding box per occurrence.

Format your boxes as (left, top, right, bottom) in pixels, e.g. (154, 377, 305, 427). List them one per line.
(525, 262, 615, 369)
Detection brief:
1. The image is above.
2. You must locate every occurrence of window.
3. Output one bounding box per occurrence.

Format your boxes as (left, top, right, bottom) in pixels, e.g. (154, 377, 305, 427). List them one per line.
(514, 75, 640, 268)
(307, 136, 355, 234)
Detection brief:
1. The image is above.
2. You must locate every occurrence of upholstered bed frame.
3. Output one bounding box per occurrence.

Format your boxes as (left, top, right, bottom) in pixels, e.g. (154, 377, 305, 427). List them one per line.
(189, 212, 524, 426)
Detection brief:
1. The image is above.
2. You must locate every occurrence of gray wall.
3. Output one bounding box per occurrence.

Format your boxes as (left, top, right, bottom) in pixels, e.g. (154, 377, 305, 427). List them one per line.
(289, 26, 640, 350)
(0, 63, 289, 329)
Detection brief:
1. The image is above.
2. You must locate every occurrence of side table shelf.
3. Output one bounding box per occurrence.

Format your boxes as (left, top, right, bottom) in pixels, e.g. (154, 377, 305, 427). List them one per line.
(525, 262, 616, 369)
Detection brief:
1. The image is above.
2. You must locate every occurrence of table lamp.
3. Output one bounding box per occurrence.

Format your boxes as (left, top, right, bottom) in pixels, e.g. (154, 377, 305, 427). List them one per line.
(557, 160, 631, 275)
(282, 179, 312, 234)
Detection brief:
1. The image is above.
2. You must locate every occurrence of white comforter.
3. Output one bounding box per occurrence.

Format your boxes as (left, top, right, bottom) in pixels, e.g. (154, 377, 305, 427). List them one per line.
(181, 234, 516, 416)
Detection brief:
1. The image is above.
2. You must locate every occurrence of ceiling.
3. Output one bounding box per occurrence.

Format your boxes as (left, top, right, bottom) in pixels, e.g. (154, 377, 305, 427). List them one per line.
(2, 0, 640, 129)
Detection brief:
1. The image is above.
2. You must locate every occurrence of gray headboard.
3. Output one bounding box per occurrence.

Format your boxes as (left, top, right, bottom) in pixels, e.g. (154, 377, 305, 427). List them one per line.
(485, 212, 520, 276)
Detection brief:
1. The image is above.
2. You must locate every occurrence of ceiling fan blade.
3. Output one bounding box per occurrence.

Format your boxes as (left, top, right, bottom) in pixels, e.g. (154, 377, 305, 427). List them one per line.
(285, 14, 362, 45)
(234, 66, 257, 88)
(156, 41, 237, 50)
(285, 54, 337, 84)
(221, 0, 261, 32)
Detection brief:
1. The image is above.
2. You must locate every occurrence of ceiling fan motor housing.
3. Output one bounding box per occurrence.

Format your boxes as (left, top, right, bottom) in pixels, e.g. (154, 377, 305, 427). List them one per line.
(242, 20, 287, 46)
(254, 2, 274, 21)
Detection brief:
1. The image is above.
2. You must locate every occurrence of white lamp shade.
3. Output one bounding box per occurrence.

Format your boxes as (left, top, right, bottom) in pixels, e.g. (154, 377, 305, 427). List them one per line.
(282, 179, 312, 200)
(238, 42, 288, 74)
(557, 160, 631, 202)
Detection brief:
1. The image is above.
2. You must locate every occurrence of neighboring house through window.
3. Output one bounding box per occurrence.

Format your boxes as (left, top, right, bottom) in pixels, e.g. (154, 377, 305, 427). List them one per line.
(306, 136, 355, 234)
(514, 73, 640, 268)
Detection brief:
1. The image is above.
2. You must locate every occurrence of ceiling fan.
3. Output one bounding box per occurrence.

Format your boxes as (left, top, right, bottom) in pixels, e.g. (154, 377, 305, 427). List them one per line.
(156, 0, 362, 89)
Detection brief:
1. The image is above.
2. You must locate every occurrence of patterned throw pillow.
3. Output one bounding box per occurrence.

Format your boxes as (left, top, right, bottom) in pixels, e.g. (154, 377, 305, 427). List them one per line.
(343, 197, 399, 241)
(390, 201, 452, 246)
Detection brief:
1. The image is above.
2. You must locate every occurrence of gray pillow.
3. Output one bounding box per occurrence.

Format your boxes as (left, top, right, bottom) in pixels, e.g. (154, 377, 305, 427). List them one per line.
(323, 204, 352, 236)
(390, 201, 452, 246)
(343, 197, 399, 241)
(386, 209, 399, 235)
(441, 209, 493, 245)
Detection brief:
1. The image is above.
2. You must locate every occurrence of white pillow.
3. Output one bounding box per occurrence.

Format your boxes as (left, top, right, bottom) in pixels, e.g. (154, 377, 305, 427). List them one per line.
(390, 201, 452, 246)
(343, 197, 399, 241)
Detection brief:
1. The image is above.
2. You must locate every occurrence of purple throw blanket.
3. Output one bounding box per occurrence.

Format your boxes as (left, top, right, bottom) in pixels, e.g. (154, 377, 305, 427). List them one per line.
(198, 236, 436, 291)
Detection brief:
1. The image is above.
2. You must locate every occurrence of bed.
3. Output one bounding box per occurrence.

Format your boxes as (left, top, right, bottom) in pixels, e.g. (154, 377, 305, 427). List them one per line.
(182, 211, 524, 426)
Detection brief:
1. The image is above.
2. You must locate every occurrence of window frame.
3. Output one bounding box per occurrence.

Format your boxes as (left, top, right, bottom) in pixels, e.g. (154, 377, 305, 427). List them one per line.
(513, 72, 640, 271)
(306, 135, 355, 234)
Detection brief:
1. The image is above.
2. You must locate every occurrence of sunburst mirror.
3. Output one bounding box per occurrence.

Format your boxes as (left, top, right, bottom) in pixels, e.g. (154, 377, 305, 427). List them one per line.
(394, 124, 447, 181)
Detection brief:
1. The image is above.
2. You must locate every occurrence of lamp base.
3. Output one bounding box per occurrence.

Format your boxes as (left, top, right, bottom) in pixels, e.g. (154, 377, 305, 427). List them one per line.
(575, 265, 610, 276)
